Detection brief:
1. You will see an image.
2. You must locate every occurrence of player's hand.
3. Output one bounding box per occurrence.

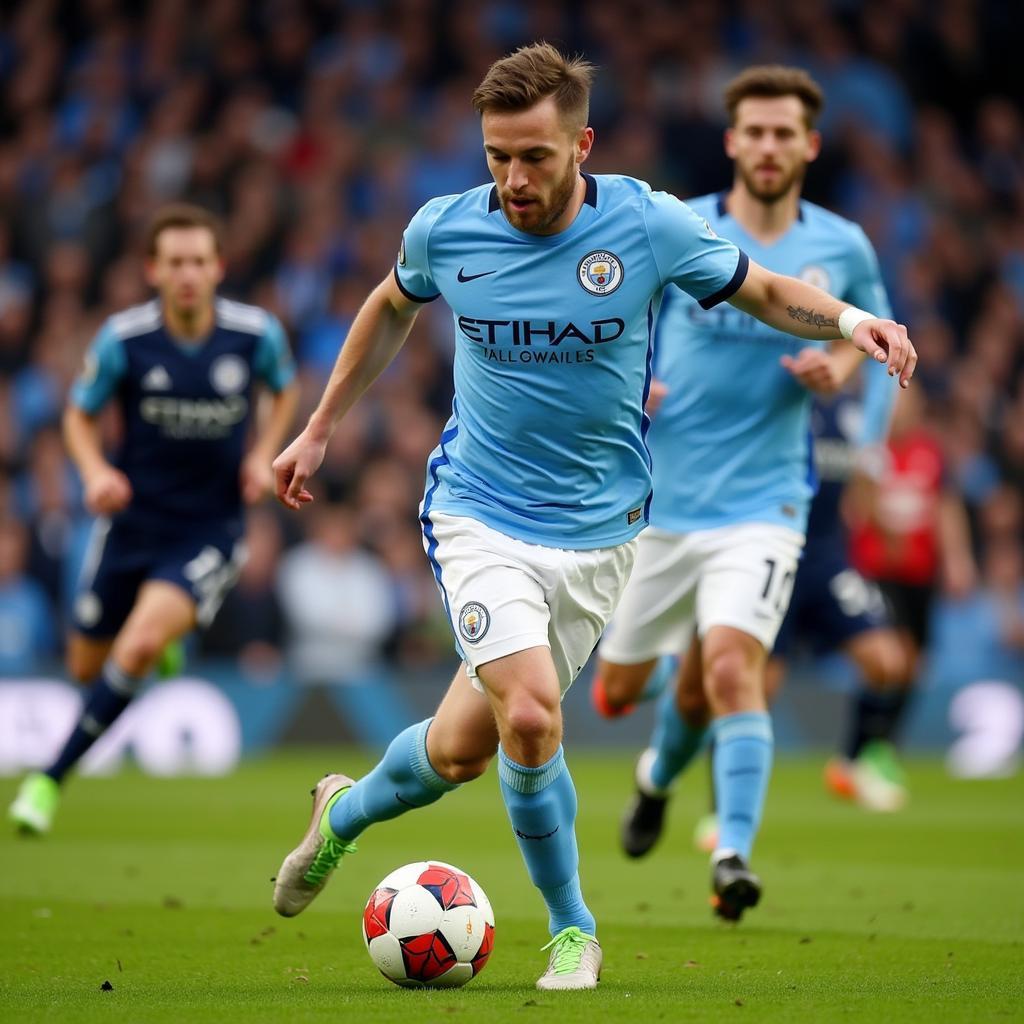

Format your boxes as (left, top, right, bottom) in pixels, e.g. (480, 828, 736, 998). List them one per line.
(83, 464, 132, 516)
(645, 378, 669, 417)
(850, 319, 917, 389)
(780, 348, 844, 395)
(272, 430, 326, 510)
(240, 451, 275, 505)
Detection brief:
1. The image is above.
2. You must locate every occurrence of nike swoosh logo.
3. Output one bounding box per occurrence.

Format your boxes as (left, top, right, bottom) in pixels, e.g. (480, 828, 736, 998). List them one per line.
(514, 825, 560, 841)
(395, 792, 423, 808)
(457, 267, 497, 282)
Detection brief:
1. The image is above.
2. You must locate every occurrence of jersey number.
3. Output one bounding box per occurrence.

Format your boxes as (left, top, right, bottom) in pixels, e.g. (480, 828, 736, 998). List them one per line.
(761, 558, 795, 614)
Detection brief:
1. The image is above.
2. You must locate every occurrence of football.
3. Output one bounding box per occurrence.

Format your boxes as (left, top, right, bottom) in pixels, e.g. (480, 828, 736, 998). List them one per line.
(362, 861, 495, 988)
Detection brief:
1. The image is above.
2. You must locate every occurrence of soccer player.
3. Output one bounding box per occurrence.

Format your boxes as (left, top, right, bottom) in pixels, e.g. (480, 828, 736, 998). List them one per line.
(591, 66, 904, 920)
(8, 203, 298, 835)
(768, 389, 910, 813)
(840, 384, 976, 800)
(269, 45, 915, 989)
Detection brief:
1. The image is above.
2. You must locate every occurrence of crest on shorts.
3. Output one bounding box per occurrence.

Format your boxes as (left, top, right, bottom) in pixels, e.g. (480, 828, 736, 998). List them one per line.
(75, 592, 102, 629)
(577, 250, 623, 295)
(458, 602, 490, 644)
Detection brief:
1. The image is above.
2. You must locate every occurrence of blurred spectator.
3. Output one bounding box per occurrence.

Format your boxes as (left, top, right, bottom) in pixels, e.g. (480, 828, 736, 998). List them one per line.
(0, 0, 1019, 683)
(277, 500, 397, 684)
(0, 518, 55, 675)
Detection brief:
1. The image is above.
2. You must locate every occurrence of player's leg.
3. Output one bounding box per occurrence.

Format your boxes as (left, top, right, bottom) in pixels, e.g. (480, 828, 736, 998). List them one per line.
(9, 521, 153, 834)
(686, 652, 788, 857)
(621, 639, 709, 856)
(697, 523, 802, 920)
(483, 531, 633, 990)
(703, 624, 772, 917)
(273, 664, 498, 917)
(591, 656, 657, 718)
(478, 644, 603, 990)
(840, 626, 911, 810)
(55, 581, 197, 771)
(7, 633, 115, 834)
(809, 564, 910, 808)
(331, 663, 498, 839)
(592, 528, 694, 717)
(855, 579, 928, 762)
(11, 582, 197, 835)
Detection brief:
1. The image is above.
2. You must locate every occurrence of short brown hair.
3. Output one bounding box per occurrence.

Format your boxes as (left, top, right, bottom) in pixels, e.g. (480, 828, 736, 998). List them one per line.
(724, 65, 825, 129)
(145, 203, 223, 258)
(472, 42, 595, 129)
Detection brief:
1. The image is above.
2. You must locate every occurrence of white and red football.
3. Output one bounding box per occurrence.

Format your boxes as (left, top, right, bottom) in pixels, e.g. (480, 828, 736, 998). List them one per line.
(362, 861, 495, 988)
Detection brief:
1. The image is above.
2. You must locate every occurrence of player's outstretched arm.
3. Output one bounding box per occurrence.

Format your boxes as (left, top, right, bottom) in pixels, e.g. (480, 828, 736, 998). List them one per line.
(63, 404, 132, 516)
(273, 274, 422, 510)
(729, 260, 917, 388)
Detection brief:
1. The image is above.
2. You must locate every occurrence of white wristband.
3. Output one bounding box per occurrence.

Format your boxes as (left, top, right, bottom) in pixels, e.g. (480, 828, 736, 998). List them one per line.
(838, 306, 875, 340)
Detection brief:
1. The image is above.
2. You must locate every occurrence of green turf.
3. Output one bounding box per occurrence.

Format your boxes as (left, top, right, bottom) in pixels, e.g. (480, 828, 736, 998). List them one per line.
(2, 751, 1022, 1023)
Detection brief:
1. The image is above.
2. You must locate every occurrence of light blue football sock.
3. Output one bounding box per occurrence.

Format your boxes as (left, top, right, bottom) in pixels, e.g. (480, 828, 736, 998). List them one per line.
(498, 745, 595, 938)
(712, 711, 773, 860)
(644, 684, 708, 793)
(640, 653, 678, 704)
(328, 718, 457, 841)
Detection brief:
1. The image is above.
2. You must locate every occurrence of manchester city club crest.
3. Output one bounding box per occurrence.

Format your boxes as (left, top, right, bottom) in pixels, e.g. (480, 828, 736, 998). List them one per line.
(799, 265, 831, 291)
(210, 354, 249, 395)
(458, 602, 491, 644)
(577, 250, 624, 295)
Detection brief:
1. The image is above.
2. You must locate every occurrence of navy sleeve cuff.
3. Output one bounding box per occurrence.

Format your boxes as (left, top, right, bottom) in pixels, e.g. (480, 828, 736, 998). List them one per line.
(698, 250, 749, 310)
(393, 265, 440, 303)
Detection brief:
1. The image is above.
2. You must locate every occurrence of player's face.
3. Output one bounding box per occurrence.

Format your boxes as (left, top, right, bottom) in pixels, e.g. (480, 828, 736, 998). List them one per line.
(146, 226, 224, 317)
(725, 96, 821, 204)
(482, 95, 593, 235)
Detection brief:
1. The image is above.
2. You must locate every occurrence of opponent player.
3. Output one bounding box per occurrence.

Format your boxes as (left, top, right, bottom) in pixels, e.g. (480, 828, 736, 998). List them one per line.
(840, 384, 976, 800)
(8, 204, 297, 835)
(269, 45, 915, 989)
(591, 66, 903, 920)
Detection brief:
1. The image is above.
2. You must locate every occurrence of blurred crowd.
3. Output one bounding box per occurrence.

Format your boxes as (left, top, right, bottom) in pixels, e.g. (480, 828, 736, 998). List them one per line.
(0, 0, 1022, 684)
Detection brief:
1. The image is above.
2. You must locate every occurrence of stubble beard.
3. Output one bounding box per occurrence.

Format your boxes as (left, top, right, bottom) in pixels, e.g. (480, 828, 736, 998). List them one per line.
(738, 162, 805, 205)
(502, 158, 579, 235)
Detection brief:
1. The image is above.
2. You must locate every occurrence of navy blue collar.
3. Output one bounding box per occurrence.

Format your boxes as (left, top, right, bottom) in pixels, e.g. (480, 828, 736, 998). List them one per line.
(488, 173, 598, 214)
(716, 190, 805, 222)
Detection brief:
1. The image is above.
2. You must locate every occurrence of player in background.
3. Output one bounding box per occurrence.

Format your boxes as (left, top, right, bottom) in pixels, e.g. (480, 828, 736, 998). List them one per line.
(591, 66, 903, 920)
(840, 384, 976, 796)
(8, 204, 298, 835)
(268, 43, 915, 990)
(765, 390, 910, 814)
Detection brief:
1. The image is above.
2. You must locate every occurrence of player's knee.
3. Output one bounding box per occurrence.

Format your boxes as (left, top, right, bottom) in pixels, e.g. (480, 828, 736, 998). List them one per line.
(503, 695, 560, 750)
(112, 629, 167, 676)
(859, 636, 909, 688)
(704, 646, 760, 712)
(432, 749, 493, 784)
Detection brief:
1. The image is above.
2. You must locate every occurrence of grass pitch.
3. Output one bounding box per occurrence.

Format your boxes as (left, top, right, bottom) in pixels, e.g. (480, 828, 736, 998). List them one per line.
(1, 750, 1022, 1023)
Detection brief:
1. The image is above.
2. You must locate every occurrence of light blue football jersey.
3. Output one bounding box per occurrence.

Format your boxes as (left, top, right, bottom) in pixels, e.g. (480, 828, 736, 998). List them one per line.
(399, 174, 748, 549)
(647, 192, 895, 534)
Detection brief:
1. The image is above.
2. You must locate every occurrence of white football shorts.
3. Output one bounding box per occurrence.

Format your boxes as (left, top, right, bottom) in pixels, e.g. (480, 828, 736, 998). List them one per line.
(422, 510, 637, 696)
(599, 521, 805, 663)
